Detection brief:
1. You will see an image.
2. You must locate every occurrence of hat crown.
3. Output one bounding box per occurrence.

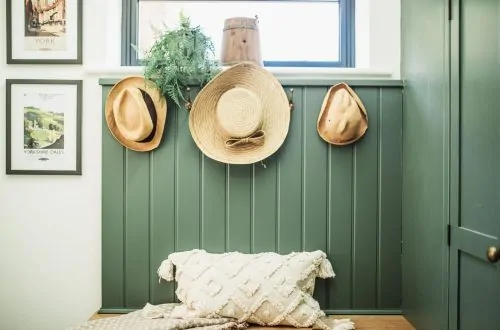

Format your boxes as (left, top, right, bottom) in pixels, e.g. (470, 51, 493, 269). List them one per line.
(327, 89, 361, 136)
(317, 83, 369, 146)
(112, 87, 154, 142)
(216, 87, 263, 138)
(188, 62, 291, 165)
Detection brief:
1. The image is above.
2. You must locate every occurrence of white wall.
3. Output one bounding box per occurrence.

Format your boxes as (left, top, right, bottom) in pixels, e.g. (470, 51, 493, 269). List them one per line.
(0, 1, 400, 329)
(0, 1, 105, 329)
(356, 0, 401, 77)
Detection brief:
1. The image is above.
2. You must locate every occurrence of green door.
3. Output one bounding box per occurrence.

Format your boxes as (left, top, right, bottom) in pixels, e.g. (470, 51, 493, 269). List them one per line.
(448, 0, 500, 329)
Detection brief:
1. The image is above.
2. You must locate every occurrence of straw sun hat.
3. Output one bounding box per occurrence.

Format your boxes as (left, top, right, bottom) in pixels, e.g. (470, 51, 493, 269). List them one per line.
(317, 82, 368, 146)
(105, 76, 167, 152)
(189, 62, 291, 164)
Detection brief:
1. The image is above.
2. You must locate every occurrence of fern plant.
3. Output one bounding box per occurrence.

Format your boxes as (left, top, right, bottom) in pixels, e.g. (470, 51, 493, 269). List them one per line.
(136, 12, 221, 109)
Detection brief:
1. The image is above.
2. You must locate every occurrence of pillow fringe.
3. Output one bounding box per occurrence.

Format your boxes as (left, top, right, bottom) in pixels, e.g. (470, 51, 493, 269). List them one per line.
(157, 256, 174, 282)
(319, 257, 335, 279)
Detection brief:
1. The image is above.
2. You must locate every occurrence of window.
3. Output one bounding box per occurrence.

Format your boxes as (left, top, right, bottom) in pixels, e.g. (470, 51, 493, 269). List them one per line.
(122, 0, 355, 68)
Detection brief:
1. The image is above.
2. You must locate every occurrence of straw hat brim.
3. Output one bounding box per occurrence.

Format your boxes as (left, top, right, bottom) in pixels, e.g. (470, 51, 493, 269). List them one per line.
(189, 62, 291, 165)
(316, 82, 368, 146)
(105, 76, 167, 152)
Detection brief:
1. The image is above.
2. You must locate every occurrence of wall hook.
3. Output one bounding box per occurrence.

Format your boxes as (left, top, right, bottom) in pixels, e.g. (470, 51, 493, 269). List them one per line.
(259, 160, 267, 169)
(185, 87, 192, 111)
(288, 88, 294, 111)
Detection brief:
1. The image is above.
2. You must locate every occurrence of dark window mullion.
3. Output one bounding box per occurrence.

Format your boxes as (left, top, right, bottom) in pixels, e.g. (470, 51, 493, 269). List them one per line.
(340, 0, 356, 67)
(122, 0, 139, 66)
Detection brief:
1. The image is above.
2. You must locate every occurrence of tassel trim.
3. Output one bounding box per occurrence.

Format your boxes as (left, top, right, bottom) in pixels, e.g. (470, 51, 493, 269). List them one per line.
(318, 257, 335, 279)
(157, 256, 174, 282)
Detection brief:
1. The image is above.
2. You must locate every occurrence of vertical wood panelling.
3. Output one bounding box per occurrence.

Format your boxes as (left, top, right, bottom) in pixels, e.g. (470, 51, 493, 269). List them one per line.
(351, 88, 379, 309)
(150, 104, 178, 305)
(101, 88, 125, 309)
(100, 81, 403, 314)
(200, 156, 227, 253)
(302, 86, 329, 308)
(276, 88, 304, 254)
(327, 136, 354, 309)
(252, 157, 278, 253)
(378, 88, 403, 309)
(176, 95, 201, 251)
(124, 151, 151, 308)
(227, 165, 253, 252)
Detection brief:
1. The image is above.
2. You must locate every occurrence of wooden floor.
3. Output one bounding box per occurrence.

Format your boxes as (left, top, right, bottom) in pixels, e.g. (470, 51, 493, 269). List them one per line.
(90, 313, 415, 330)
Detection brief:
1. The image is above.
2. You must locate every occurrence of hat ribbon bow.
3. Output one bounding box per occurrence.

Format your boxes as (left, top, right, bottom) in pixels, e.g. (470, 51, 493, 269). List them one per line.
(225, 130, 266, 148)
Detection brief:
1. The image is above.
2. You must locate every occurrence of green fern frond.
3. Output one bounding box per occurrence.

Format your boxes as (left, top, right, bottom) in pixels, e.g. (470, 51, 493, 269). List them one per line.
(134, 11, 221, 109)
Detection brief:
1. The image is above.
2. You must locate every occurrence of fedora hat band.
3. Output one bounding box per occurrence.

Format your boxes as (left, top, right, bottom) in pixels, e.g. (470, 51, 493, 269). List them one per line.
(134, 89, 158, 143)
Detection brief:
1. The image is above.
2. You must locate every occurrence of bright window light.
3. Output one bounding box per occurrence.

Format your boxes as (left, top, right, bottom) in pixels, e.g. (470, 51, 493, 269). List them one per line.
(137, 1, 341, 63)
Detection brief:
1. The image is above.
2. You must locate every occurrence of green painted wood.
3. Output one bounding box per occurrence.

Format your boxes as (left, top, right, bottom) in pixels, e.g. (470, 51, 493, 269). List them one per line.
(276, 87, 303, 254)
(378, 88, 403, 309)
(253, 156, 278, 253)
(327, 122, 354, 310)
(100, 81, 403, 313)
(101, 87, 125, 309)
(149, 104, 177, 304)
(448, 0, 500, 329)
(352, 88, 379, 309)
(400, 0, 450, 329)
(124, 150, 150, 308)
(176, 87, 202, 252)
(456, 254, 500, 329)
(303, 87, 329, 308)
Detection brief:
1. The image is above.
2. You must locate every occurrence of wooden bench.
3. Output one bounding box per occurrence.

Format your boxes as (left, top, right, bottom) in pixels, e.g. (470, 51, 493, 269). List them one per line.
(89, 313, 415, 330)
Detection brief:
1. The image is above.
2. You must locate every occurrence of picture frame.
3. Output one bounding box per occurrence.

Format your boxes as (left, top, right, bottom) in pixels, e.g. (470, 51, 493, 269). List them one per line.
(6, 0, 83, 64)
(6, 79, 83, 175)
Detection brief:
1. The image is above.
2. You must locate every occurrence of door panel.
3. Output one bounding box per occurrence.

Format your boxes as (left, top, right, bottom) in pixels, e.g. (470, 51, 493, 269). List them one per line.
(459, 253, 499, 330)
(449, 0, 500, 329)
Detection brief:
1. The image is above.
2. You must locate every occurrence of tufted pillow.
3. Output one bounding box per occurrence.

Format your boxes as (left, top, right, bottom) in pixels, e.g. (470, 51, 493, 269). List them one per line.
(157, 249, 335, 329)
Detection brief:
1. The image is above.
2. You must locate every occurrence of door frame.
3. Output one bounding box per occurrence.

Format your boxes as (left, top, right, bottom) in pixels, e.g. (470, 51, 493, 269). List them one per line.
(447, 0, 459, 328)
(446, 0, 500, 328)
(446, 0, 454, 329)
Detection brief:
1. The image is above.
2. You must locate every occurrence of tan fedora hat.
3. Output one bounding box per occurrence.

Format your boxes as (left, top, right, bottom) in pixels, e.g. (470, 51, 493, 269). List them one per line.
(105, 76, 167, 152)
(317, 82, 368, 146)
(189, 62, 291, 164)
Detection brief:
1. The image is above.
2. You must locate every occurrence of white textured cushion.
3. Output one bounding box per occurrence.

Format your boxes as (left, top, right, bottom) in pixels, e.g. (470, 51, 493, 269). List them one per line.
(157, 249, 335, 329)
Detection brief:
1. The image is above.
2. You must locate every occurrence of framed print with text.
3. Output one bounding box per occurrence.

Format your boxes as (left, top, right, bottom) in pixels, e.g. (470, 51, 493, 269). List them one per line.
(6, 0, 83, 64)
(6, 79, 82, 175)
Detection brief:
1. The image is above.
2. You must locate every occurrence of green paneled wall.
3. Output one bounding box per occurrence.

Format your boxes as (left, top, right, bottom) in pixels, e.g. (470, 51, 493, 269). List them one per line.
(99, 78, 404, 314)
(400, 0, 450, 329)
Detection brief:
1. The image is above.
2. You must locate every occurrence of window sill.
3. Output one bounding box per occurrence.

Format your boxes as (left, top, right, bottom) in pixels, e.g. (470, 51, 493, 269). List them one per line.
(87, 66, 400, 86)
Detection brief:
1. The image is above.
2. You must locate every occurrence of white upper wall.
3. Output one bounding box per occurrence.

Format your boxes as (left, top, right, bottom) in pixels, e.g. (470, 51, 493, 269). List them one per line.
(356, 0, 401, 77)
(0, 1, 400, 329)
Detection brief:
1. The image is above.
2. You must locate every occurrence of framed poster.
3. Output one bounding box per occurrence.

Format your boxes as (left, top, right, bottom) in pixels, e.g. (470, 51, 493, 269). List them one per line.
(6, 79, 82, 175)
(6, 0, 83, 64)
